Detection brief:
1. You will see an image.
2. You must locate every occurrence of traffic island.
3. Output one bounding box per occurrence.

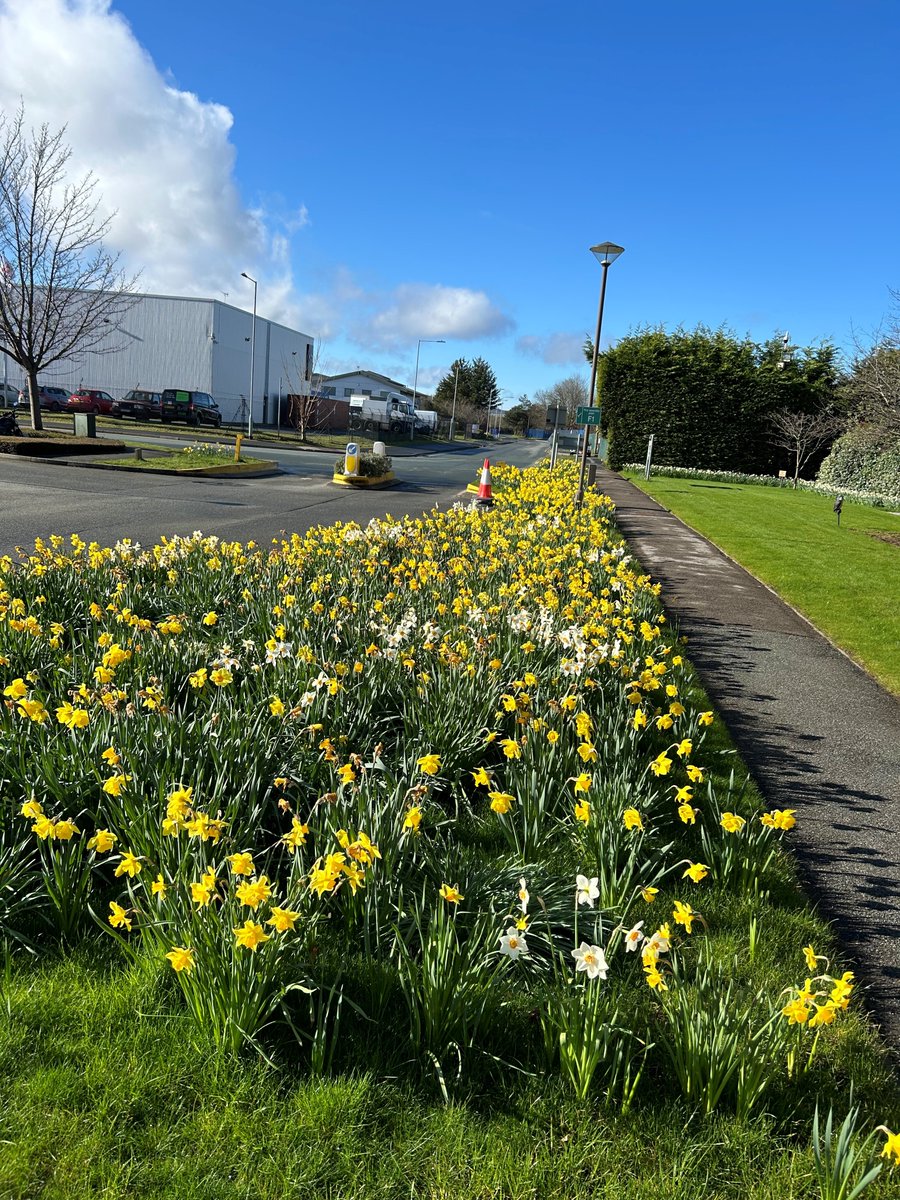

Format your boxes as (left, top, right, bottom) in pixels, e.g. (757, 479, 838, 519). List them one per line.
(332, 448, 396, 488)
(332, 469, 396, 488)
(111, 458, 279, 477)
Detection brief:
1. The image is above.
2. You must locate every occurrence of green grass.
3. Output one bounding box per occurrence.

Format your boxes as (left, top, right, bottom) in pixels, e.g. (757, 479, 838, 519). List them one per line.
(41, 415, 460, 453)
(623, 472, 900, 695)
(3, 697, 899, 1198)
(115, 447, 275, 472)
(1, 935, 897, 1200)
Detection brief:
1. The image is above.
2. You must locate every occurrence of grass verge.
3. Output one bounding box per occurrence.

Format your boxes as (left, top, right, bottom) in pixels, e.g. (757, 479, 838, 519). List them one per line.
(623, 471, 900, 695)
(113, 446, 276, 473)
(1, 462, 899, 1198)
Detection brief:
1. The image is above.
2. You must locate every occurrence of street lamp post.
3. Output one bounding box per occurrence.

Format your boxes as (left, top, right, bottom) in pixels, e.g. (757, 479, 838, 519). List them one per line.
(411, 338, 445, 441)
(449, 362, 460, 441)
(575, 242, 624, 506)
(240, 272, 257, 437)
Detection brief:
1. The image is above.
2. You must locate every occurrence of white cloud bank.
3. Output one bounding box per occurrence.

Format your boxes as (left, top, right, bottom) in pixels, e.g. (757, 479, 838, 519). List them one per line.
(516, 331, 586, 366)
(0, 0, 269, 300)
(0, 0, 513, 354)
(354, 283, 514, 351)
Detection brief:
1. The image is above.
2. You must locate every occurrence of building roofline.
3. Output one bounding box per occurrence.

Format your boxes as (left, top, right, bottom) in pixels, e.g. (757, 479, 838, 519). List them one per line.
(128, 291, 313, 341)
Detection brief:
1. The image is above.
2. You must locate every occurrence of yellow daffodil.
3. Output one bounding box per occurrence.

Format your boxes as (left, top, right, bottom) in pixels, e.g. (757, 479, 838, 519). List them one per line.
(879, 1128, 900, 1166)
(233, 920, 270, 951)
(403, 806, 422, 833)
(282, 818, 309, 849)
(672, 900, 697, 932)
(86, 829, 116, 854)
(235, 875, 273, 909)
(165, 946, 195, 972)
(650, 751, 673, 776)
(108, 901, 132, 931)
(267, 907, 300, 932)
(228, 852, 254, 876)
(574, 799, 591, 824)
(489, 791, 514, 814)
(114, 851, 142, 878)
(682, 862, 709, 884)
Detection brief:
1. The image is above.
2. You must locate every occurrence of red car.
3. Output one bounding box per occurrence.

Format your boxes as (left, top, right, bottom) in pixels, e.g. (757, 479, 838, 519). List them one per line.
(66, 389, 116, 415)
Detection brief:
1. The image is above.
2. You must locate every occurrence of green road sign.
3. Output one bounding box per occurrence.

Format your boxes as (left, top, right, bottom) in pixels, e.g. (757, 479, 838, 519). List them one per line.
(576, 406, 601, 426)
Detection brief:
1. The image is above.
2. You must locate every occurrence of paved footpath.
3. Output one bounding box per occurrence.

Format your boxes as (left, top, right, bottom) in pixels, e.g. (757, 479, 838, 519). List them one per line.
(594, 467, 900, 1045)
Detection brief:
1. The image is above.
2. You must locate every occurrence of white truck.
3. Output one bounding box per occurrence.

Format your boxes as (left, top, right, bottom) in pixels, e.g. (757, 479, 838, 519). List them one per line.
(348, 392, 415, 434)
(414, 409, 438, 435)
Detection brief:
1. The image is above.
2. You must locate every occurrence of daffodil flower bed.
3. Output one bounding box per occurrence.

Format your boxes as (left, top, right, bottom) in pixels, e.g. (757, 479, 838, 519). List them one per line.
(1, 460, 898, 1190)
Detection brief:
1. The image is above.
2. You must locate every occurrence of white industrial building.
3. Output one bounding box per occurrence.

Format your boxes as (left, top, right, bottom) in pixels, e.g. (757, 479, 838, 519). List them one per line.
(33, 293, 315, 426)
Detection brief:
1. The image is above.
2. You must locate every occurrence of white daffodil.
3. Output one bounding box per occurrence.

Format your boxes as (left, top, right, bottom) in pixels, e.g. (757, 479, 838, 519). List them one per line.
(645, 927, 671, 956)
(499, 926, 528, 960)
(571, 942, 608, 980)
(623, 921, 645, 953)
(517, 877, 530, 913)
(575, 874, 600, 908)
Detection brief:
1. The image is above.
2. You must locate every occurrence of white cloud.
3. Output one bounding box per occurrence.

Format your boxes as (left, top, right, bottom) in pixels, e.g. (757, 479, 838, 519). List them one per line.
(517, 331, 587, 365)
(353, 283, 514, 351)
(0, 0, 278, 301)
(0, 0, 513, 360)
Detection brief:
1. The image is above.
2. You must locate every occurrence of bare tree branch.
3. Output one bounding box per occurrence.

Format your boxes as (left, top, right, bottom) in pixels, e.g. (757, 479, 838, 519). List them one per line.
(845, 289, 900, 440)
(768, 406, 846, 487)
(0, 104, 139, 430)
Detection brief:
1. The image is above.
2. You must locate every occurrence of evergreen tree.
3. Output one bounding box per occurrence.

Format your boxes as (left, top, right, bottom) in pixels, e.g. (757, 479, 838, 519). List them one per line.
(433, 358, 472, 415)
(469, 357, 500, 414)
(601, 325, 840, 473)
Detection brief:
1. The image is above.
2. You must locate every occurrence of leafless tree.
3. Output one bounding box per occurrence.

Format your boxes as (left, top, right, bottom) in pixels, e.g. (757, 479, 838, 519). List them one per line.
(533, 374, 589, 427)
(768, 405, 846, 487)
(0, 105, 138, 431)
(282, 339, 327, 442)
(845, 288, 900, 440)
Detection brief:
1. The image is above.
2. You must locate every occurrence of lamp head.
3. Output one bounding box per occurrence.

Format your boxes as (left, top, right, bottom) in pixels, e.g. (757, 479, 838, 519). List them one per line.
(590, 242, 625, 267)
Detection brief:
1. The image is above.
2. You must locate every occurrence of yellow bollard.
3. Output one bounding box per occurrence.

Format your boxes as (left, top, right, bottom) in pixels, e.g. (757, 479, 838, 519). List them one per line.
(343, 442, 359, 476)
(234, 433, 243, 463)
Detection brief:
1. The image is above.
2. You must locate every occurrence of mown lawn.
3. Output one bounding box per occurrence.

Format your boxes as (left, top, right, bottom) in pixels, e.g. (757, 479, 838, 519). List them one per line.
(2, 925, 898, 1200)
(623, 473, 900, 695)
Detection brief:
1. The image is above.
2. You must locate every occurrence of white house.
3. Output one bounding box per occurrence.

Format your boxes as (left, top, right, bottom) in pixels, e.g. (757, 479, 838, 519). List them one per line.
(318, 370, 432, 406)
(34, 293, 315, 426)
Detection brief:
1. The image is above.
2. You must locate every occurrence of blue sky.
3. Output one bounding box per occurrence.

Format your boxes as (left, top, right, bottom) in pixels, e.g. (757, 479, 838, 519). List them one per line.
(2, 0, 899, 402)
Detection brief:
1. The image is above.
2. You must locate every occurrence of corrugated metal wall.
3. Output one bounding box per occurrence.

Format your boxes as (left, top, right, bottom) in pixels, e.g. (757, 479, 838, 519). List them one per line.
(36, 293, 314, 426)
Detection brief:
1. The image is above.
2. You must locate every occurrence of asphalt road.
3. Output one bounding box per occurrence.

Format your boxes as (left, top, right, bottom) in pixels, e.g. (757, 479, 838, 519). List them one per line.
(0, 437, 548, 554)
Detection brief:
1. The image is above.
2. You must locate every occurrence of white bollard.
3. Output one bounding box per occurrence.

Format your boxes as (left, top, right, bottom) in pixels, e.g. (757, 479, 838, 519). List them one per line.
(372, 440, 386, 457)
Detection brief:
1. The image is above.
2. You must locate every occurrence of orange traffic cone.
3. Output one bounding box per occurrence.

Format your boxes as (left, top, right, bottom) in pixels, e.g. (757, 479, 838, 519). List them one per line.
(475, 458, 494, 507)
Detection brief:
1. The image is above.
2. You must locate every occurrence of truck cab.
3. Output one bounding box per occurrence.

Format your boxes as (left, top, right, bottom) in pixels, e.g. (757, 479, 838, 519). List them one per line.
(349, 392, 415, 433)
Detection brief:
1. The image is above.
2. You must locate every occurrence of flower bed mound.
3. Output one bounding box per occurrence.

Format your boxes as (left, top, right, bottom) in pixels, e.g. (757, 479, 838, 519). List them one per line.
(0, 459, 898, 1183)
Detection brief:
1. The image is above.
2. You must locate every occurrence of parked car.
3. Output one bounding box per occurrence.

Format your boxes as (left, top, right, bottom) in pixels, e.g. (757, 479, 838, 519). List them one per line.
(111, 389, 162, 420)
(38, 386, 72, 412)
(0, 382, 19, 408)
(66, 389, 115, 415)
(160, 389, 222, 427)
